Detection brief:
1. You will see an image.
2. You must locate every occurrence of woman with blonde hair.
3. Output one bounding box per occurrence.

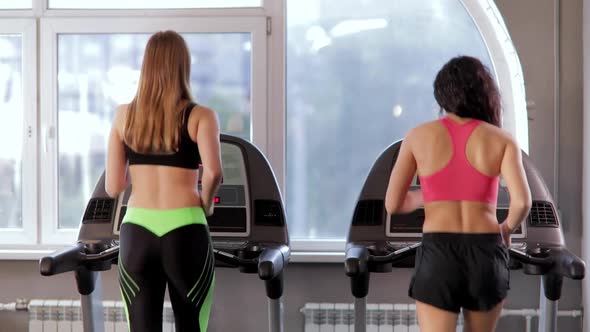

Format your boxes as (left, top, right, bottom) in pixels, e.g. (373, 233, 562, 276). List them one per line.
(105, 30, 222, 332)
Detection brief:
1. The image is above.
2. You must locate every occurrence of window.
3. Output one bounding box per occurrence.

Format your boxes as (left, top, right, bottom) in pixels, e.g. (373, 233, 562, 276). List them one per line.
(40, 17, 267, 243)
(49, 0, 262, 9)
(0, 0, 32, 10)
(0, 19, 36, 245)
(0, 1, 527, 255)
(56, 33, 253, 228)
(286, 0, 495, 240)
(0, 35, 23, 229)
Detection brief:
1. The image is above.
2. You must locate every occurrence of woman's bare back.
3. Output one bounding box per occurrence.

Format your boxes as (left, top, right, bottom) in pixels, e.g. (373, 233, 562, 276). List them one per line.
(411, 115, 511, 233)
(126, 166, 201, 208)
(111, 103, 220, 209)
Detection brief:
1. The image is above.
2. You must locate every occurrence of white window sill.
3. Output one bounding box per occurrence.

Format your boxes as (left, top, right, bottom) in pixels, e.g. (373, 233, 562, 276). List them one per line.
(289, 251, 344, 263)
(0, 248, 345, 263)
(0, 249, 61, 260)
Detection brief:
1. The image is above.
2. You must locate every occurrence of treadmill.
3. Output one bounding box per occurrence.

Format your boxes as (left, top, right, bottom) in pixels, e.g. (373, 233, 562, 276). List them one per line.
(39, 134, 290, 332)
(345, 140, 585, 332)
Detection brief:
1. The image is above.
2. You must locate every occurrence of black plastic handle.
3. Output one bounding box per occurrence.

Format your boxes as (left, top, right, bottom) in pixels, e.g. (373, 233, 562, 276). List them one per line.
(83, 245, 119, 263)
(40, 243, 84, 276)
(213, 249, 258, 267)
(258, 247, 286, 280)
(509, 248, 553, 267)
(509, 247, 586, 280)
(555, 248, 585, 280)
(345, 246, 369, 277)
(369, 243, 421, 264)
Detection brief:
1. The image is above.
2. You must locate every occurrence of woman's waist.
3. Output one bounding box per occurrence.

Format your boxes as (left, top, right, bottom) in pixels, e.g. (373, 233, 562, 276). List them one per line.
(421, 213, 500, 234)
(127, 169, 199, 193)
(127, 190, 202, 210)
(421, 232, 503, 245)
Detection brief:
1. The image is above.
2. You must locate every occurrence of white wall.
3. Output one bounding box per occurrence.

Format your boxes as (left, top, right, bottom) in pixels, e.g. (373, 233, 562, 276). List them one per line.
(581, 0, 590, 330)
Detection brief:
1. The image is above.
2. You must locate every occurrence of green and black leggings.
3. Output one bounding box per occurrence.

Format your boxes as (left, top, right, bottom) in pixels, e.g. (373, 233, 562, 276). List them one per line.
(118, 207, 215, 332)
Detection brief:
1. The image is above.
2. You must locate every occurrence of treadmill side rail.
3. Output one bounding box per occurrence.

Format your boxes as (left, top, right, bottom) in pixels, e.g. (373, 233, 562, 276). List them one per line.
(258, 245, 289, 281)
(40, 243, 84, 276)
(345, 245, 371, 299)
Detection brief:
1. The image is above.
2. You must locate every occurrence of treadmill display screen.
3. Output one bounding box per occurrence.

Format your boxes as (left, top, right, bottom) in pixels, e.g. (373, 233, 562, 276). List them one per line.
(389, 209, 425, 233)
(207, 207, 248, 233)
(208, 143, 250, 236)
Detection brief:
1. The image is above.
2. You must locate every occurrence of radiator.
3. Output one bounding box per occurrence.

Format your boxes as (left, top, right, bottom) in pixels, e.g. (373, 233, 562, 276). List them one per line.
(301, 303, 584, 332)
(27, 300, 175, 332)
(301, 303, 464, 332)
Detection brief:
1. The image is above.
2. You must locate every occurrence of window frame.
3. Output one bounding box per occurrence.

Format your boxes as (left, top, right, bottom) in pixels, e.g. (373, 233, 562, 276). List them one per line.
(47, 0, 263, 10)
(462, 0, 529, 152)
(0, 0, 530, 262)
(39, 0, 267, 18)
(0, 0, 33, 11)
(0, 19, 37, 245)
(39, 16, 269, 244)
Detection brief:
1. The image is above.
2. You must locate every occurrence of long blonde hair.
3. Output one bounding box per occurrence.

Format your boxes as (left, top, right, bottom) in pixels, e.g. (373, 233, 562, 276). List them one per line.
(124, 30, 194, 153)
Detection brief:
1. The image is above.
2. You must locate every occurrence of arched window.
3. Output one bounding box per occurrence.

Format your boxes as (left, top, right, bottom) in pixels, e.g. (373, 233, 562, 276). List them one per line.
(286, 0, 528, 243)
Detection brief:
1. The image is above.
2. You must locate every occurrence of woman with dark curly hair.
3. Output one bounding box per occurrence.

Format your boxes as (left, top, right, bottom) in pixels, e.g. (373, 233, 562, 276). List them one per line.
(384, 56, 531, 332)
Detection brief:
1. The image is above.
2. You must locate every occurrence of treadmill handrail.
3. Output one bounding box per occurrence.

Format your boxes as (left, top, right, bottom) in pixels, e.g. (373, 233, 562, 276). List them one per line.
(83, 245, 119, 263)
(40, 244, 120, 276)
(213, 249, 258, 267)
(345, 243, 421, 278)
(369, 243, 421, 263)
(510, 248, 585, 280)
(345, 246, 369, 277)
(557, 248, 585, 280)
(509, 248, 554, 267)
(40, 243, 85, 276)
(258, 245, 289, 280)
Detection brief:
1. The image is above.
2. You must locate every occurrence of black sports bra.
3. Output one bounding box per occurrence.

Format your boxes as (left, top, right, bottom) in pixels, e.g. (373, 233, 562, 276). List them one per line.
(124, 103, 201, 169)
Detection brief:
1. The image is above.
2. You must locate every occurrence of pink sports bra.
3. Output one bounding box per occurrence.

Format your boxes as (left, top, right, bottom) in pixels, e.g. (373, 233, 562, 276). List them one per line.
(418, 117, 499, 204)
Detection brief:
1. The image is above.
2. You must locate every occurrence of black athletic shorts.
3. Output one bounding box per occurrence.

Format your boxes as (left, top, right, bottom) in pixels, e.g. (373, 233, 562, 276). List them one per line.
(408, 233, 510, 313)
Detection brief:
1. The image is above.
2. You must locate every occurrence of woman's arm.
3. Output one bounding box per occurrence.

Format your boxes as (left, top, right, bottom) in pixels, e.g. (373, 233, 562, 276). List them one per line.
(499, 137, 532, 245)
(105, 105, 129, 197)
(197, 107, 223, 216)
(385, 133, 422, 215)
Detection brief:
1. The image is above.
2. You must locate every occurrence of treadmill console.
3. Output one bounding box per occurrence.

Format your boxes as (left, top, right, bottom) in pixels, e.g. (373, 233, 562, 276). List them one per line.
(74, 134, 288, 254)
(347, 140, 564, 252)
(111, 143, 251, 238)
(386, 207, 523, 235)
(382, 186, 525, 239)
(82, 198, 116, 224)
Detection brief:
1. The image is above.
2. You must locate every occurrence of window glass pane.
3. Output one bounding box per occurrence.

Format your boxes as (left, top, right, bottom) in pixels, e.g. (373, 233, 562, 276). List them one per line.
(57, 33, 252, 229)
(0, 35, 23, 228)
(0, 0, 32, 9)
(286, 0, 494, 239)
(50, 0, 261, 9)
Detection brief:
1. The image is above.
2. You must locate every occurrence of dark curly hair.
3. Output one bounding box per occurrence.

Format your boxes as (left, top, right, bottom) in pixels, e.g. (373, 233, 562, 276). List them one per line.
(434, 56, 501, 127)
